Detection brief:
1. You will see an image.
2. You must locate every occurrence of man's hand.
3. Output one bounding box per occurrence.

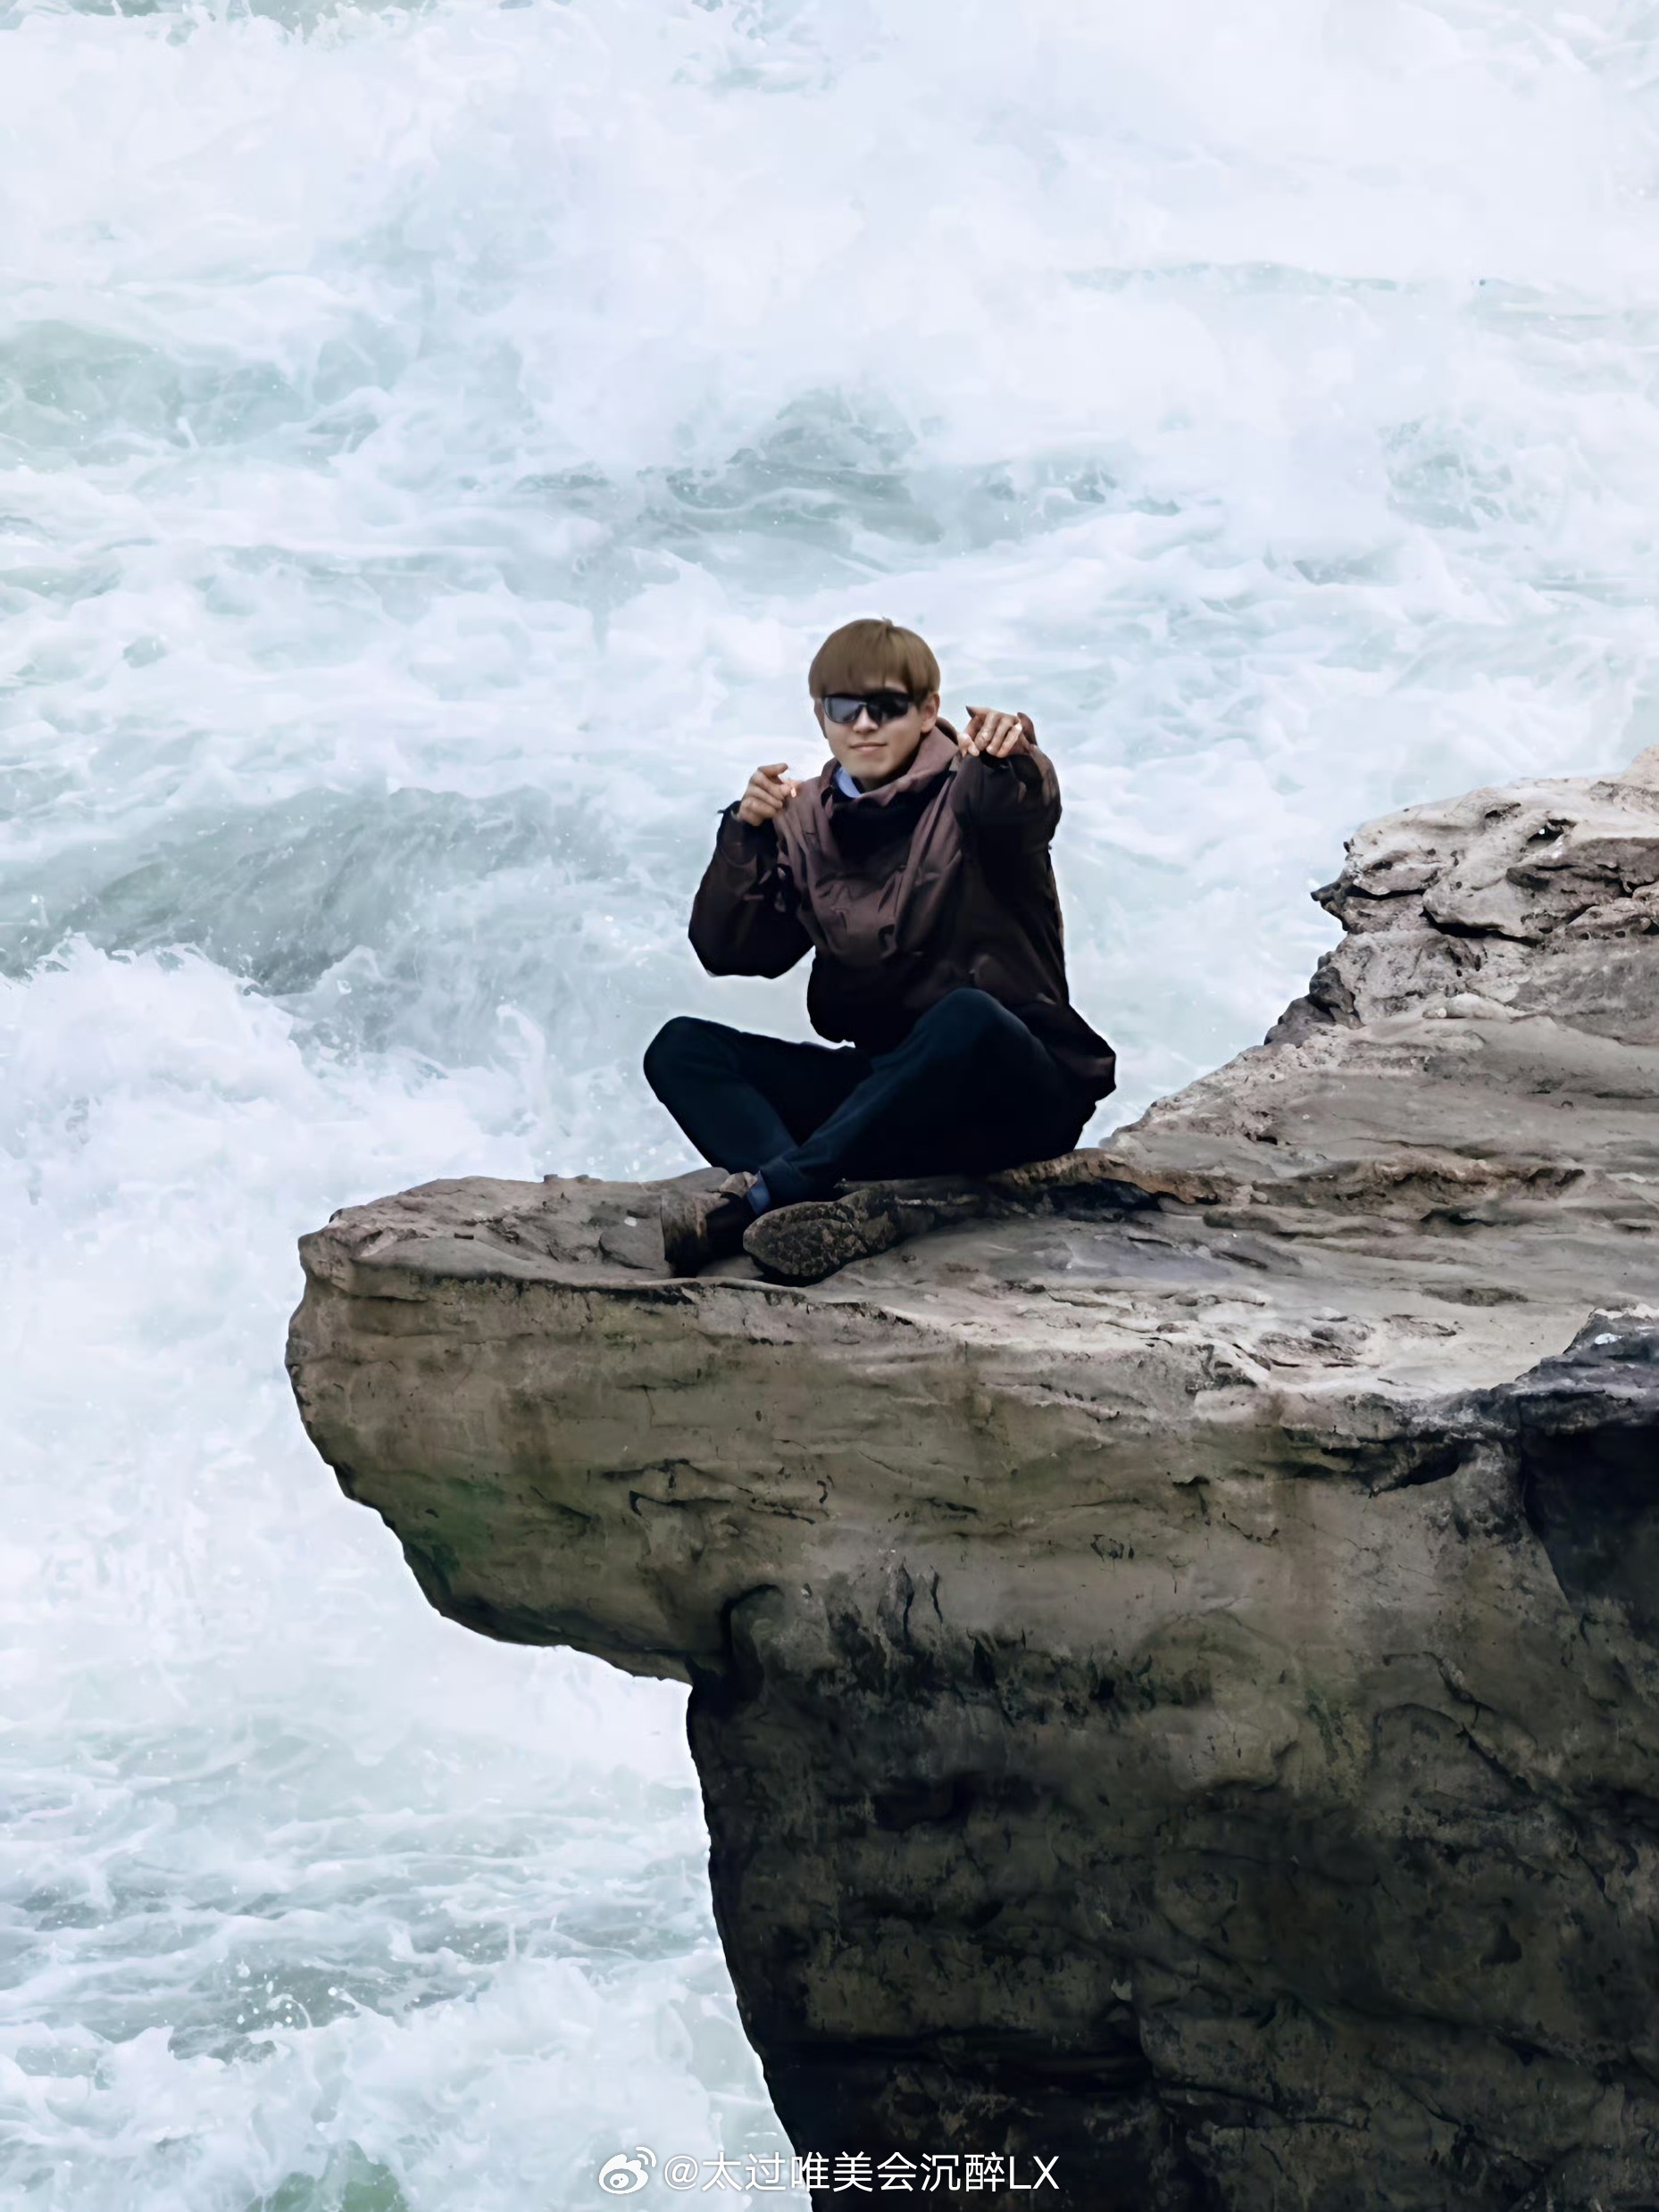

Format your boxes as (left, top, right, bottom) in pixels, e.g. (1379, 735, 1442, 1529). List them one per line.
(961, 707, 1033, 759)
(737, 761, 799, 827)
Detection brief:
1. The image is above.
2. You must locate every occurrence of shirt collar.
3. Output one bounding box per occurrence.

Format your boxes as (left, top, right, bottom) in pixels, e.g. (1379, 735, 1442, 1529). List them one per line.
(832, 761, 866, 800)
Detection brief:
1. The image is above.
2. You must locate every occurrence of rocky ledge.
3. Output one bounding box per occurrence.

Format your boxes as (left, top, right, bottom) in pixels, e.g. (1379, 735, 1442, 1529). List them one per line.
(288, 752, 1659, 2211)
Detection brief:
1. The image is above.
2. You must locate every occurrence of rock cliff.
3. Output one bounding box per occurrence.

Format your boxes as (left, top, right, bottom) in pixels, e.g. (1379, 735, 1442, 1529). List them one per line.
(287, 751, 1659, 2211)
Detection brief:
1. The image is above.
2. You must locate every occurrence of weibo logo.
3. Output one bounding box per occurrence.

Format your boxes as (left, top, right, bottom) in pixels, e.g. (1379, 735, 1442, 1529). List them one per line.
(596, 2148, 656, 2195)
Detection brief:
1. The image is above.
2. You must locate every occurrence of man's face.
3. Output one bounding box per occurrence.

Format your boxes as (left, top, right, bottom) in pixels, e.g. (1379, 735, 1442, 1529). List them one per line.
(816, 679, 941, 790)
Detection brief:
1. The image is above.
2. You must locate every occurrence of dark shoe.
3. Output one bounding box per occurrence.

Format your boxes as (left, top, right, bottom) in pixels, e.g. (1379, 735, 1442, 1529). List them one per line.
(742, 1187, 916, 1285)
(660, 1191, 754, 1276)
(740, 1158, 1153, 1287)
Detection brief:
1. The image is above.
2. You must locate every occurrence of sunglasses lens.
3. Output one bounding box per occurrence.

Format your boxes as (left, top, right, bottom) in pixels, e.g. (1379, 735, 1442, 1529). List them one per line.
(824, 692, 913, 727)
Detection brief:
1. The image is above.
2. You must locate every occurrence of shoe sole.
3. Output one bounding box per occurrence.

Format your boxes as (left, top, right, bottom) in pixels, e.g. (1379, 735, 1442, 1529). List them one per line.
(743, 1178, 992, 1286)
(742, 1193, 900, 1285)
(739, 1154, 1161, 1288)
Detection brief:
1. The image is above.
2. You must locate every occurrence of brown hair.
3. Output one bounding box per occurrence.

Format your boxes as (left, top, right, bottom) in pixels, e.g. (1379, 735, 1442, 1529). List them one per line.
(807, 618, 940, 702)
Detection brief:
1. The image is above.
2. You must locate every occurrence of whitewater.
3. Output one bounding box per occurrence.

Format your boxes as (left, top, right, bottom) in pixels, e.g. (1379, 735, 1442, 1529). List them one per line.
(2, 0, 1658, 2203)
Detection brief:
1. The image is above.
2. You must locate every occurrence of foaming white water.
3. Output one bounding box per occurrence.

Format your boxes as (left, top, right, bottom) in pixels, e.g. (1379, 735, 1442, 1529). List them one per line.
(0, 945, 777, 2208)
(3, 0, 1659, 2203)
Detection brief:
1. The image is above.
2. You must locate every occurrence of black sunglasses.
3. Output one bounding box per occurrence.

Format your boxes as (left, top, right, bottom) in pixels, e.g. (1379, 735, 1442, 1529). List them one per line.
(821, 690, 916, 728)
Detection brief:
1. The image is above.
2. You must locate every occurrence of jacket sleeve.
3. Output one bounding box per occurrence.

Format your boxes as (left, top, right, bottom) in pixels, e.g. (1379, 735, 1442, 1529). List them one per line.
(954, 719, 1061, 844)
(688, 806, 813, 977)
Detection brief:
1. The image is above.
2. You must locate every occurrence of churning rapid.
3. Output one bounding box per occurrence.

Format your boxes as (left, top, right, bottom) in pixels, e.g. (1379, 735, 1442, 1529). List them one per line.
(2, 0, 1657, 2204)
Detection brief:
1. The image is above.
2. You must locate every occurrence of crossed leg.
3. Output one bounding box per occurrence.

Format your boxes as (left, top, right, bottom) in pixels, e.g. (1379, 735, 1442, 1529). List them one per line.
(644, 989, 1090, 1210)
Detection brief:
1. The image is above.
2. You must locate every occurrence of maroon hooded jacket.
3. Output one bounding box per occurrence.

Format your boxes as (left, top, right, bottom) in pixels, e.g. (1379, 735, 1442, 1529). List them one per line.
(688, 719, 1115, 1100)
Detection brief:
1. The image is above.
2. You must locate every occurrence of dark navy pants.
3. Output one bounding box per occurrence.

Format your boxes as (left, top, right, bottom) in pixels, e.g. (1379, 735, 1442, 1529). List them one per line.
(643, 988, 1091, 1209)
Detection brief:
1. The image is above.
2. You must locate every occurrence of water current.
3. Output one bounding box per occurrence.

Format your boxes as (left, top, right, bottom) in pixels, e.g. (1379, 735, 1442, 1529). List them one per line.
(3, 0, 1659, 2204)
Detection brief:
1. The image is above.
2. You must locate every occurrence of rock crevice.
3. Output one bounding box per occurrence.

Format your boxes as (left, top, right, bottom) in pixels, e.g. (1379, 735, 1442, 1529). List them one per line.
(288, 752, 1659, 2210)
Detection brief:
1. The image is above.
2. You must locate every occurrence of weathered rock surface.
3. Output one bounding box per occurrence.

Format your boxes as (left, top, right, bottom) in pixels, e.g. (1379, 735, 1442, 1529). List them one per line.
(287, 750, 1659, 2210)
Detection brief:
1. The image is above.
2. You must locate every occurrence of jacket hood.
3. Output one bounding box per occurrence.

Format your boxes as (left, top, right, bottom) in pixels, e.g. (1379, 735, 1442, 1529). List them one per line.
(814, 722, 961, 816)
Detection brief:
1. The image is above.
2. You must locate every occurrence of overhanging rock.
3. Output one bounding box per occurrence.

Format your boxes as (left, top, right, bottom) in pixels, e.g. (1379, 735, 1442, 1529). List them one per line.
(288, 750, 1659, 2210)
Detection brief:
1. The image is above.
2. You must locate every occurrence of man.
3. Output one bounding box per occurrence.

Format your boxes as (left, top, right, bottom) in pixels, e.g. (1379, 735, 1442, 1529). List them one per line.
(645, 617, 1115, 1275)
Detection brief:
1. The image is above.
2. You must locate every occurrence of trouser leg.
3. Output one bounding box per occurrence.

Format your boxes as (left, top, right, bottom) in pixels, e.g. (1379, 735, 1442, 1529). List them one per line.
(643, 1016, 867, 1175)
(760, 988, 1091, 1208)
